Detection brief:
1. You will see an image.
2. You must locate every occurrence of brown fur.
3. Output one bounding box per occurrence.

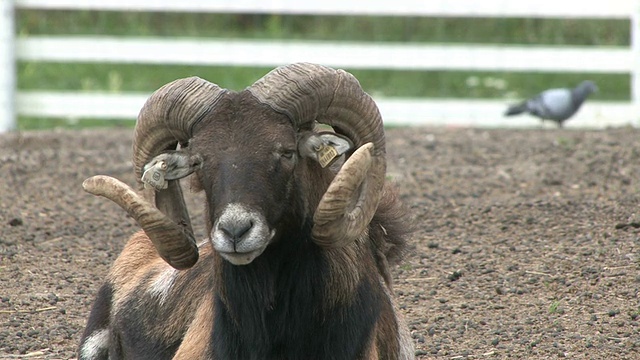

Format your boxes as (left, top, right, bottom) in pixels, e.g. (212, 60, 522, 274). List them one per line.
(172, 293, 215, 359)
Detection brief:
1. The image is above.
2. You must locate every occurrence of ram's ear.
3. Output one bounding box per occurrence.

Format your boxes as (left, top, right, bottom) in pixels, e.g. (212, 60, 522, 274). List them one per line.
(142, 151, 203, 190)
(298, 131, 354, 168)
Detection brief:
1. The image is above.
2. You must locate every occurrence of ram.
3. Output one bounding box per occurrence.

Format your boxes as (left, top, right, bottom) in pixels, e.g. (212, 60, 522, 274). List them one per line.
(78, 63, 414, 359)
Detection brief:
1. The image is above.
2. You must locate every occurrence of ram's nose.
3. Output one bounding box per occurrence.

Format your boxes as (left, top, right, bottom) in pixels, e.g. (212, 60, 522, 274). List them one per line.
(218, 219, 253, 247)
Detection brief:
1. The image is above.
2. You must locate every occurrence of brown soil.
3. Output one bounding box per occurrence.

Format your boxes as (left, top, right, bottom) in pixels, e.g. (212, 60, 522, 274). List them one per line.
(1, 127, 639, 359)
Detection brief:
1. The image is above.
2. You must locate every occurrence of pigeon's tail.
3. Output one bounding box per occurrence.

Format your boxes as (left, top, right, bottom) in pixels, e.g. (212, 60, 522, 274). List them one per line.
(504, 102, 527, 116)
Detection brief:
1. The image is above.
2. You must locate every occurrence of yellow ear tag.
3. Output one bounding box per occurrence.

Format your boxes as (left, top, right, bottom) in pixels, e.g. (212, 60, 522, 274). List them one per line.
(317, 144, 339, 168)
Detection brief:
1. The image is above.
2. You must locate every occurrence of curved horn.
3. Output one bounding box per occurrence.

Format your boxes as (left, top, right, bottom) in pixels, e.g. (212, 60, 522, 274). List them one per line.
(131, 77, 227, 267)
(83, 175, 198, 270)
(248, 63, 386, 247)
(133, 77, 227, 183)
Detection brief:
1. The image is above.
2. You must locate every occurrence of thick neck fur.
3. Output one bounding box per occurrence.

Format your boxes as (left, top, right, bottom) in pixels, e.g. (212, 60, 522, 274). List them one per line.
(210, 218, 383, 360)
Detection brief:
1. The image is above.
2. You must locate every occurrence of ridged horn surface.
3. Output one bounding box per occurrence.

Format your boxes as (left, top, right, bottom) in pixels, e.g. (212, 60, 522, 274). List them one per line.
(83, 175, 198, 270)
(133, 77, 227, 184)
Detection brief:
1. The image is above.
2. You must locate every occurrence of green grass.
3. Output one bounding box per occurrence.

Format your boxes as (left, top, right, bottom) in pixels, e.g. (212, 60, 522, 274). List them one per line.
(14, 10, 632, 130)
(18, 11, 629, 45)
(18, 63, 629, 100)
(548, 300, 561, 314)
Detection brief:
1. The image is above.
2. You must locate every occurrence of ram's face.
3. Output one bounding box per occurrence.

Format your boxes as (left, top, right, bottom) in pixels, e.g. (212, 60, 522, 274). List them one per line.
(104, 65, 385, 270)
(189, 104, 301, 265)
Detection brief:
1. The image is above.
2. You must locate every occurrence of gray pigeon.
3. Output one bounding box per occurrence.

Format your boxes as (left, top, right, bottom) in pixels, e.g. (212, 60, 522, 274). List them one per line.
(505, 81, 598, 128)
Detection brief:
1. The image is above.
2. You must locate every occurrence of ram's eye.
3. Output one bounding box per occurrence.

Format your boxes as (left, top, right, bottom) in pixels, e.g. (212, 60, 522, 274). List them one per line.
(281, 150, 296, 159)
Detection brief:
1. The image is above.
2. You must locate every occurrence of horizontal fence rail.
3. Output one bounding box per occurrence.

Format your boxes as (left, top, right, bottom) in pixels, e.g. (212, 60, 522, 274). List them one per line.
(4, 0, 640, 131)
(17, 37, 633, 73)
(16, 91, 633, 129)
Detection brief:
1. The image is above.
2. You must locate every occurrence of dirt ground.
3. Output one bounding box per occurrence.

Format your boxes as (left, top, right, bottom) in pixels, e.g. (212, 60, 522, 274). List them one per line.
(1, 126, 640, 359)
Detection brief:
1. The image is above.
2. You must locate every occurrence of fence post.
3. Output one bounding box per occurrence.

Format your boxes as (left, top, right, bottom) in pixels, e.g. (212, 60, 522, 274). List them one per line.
(0, 0, 16, 132)
(632, 0, 640, 123)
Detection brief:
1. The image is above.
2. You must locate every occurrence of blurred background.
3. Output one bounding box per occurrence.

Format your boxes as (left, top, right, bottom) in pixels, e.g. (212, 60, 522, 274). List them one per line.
(3, 0, 638, 130)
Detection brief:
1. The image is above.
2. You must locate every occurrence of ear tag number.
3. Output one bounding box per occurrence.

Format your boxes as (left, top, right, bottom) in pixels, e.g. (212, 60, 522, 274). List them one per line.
(317, 144, 339, 168)
(141, 160, 168, 190)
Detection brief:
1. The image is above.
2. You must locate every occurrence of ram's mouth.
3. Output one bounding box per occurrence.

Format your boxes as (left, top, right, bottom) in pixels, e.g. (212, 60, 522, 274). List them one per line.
(216, 247, 267, 265)
(212, 234, 272, 265)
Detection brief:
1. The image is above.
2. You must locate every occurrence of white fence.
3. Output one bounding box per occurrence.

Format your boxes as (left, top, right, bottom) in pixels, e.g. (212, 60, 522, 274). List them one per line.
(2, 0, 640, 131)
